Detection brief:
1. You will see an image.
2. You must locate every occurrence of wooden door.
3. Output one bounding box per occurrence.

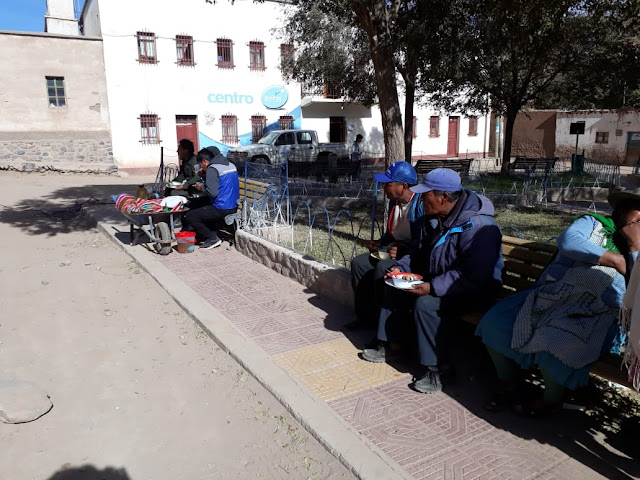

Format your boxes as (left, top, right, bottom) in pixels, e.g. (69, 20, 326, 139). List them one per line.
(447, 116, 459, 157)
(329, 117, 346, 143)
(175, 115, 199, 154)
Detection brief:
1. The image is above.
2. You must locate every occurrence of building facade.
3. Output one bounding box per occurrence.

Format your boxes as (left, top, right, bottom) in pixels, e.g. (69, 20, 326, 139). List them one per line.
(0, 28, 114, 172)
(80, 0, 488, 173)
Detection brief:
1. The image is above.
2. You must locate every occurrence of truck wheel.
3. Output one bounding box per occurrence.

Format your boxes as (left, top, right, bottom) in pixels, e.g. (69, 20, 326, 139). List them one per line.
(251, 156, 269, 164)
(154, 221, 172, 255)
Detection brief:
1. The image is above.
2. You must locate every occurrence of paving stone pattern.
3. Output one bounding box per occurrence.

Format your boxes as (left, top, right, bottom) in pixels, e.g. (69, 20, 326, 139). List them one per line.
(158, 246, 609, 480)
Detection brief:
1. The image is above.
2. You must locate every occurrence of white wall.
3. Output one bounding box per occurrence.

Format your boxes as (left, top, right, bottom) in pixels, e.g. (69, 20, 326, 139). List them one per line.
(81, 0, 101, 37)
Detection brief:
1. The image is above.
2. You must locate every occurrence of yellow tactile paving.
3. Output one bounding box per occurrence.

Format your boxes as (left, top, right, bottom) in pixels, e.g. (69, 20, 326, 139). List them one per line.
(273, 338, 410, 401)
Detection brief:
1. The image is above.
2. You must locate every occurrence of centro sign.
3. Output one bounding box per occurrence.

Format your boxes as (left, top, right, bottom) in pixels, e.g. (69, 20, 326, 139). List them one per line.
(261, 85, 288, 109)
(207, 92, 254, 104)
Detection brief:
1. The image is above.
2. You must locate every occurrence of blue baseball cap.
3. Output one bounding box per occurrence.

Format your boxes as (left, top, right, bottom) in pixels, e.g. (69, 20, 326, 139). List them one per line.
(410, 168, 462, 194)
(373, 161, 418, 185)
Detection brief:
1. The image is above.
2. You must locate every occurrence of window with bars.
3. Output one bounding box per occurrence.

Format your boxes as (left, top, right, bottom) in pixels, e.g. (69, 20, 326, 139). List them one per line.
(280, 43, 294, 73)
(46, 76, 66, 107)
(137, 31, 157, 64)
(221, 115, 238, 143)
(216, 38, 234, 69)
(279, 115, 294, 130)
(595, 132, 609, 144)
(412, 116, 417, 138)
(176, 35, 194, 66)
(249, 41, 265, 71)
(139, 114, 160, 144)
(429, 116, 440, 137)
(251, 115, 266, 143)
(468, 116, 478, 136)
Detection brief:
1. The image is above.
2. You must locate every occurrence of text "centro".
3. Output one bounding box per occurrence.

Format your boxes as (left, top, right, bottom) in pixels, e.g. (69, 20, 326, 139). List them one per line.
(207, 93, 254, 104)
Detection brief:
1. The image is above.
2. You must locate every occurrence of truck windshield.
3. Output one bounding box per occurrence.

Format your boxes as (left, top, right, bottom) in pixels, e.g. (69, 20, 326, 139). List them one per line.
(258, 132, 279, 145)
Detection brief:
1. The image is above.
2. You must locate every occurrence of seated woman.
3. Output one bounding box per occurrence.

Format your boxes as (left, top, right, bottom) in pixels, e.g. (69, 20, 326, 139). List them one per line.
(476, 190, 640, 416)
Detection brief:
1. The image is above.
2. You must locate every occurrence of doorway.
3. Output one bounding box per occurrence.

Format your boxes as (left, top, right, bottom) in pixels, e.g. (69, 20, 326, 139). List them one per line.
(329, 117, 346, 143)
(447, 116, 459, 157)
(176, 115, 199, 155)
(626, 132, 640, 167)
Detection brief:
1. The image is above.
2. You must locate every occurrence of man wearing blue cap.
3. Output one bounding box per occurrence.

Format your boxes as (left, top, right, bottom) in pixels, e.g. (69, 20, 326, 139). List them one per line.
(362, 168, 504, 393)
(348, 161, 425, 329)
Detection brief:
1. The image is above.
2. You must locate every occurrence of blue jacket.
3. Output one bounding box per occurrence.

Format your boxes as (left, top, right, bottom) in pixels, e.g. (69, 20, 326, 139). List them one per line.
(396, 190, 503, 301)
(379, 193, 425, 246)
(203, 153, 240, 210)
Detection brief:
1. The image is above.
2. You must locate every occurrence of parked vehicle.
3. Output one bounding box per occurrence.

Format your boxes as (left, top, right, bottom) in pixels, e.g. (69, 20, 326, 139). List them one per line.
(227, 130, 349, 166)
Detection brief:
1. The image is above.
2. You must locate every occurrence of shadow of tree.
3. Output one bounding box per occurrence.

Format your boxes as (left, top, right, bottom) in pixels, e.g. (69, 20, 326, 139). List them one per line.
(0, 184, 140, 237)
(47, 465, 131, 480)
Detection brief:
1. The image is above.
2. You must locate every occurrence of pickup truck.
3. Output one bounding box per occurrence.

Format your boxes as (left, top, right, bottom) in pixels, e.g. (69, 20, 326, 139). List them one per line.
(227, 129, 349, 166)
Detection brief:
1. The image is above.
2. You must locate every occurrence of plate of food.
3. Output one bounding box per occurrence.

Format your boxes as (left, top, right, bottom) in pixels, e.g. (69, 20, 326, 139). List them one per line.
(384, 272, 424, 290)
(167, 181, 183, 188)
(370, 250, 391, 261)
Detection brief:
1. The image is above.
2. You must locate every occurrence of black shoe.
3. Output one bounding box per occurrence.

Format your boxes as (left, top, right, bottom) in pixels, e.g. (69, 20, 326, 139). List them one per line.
(362, 343, 388, 363)
(412, 368, 442, 394)
(200, 238, 222, 250)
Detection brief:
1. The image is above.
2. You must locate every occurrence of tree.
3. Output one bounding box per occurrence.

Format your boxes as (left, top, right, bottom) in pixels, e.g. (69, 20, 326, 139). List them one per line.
(423, 0, 639, 173)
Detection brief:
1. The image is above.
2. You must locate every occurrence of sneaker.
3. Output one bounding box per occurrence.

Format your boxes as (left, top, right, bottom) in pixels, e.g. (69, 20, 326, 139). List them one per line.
(200, 238, 222, 250)
(412, 368, 442, 394)
(362, 342, 399, 363)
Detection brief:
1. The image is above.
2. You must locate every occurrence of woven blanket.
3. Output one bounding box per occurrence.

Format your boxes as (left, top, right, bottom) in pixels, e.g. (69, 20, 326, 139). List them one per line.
(511, 265, 618, 369)
(112, 194, 185, 215)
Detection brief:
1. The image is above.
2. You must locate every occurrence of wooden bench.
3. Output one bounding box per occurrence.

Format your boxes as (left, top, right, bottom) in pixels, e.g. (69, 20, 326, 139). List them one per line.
(461, 235, 634, 390)
(508, 157, 558, 175)
(414, 158, 473, 176)
(220, 178, 273, 245)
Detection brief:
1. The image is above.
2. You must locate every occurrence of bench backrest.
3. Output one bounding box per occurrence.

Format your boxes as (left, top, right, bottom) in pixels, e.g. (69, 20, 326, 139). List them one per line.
(414, 158, 472, 175)
(510, 157, 558, 171)
(499, 235, 556, 297)
(238, 178, 272, 209)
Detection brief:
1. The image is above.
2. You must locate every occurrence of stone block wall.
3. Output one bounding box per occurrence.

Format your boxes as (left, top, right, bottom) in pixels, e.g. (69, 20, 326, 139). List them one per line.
(0, 131, 116, 173)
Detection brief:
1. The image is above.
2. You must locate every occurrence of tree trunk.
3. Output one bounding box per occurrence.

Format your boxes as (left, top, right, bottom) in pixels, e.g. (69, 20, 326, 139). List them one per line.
(352, 2, 405, 168)
(500, 110, 518, 175)
(403, 68, 416, 163)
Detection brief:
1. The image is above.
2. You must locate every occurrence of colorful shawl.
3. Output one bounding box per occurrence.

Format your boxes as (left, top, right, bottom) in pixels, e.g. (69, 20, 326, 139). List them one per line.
(112, 194, 186, 215)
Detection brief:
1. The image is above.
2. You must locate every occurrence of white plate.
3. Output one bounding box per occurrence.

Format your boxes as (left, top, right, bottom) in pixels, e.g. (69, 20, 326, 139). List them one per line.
(384, 278, 424, 290)
(370, 251, 391, 261)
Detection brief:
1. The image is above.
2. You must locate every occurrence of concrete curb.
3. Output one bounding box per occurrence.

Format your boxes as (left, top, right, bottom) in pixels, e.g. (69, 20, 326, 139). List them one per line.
(94, 215, 413, 480)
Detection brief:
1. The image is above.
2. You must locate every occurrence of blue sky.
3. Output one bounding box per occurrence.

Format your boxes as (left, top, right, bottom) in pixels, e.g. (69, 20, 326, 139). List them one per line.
(0, 0, 84, 32)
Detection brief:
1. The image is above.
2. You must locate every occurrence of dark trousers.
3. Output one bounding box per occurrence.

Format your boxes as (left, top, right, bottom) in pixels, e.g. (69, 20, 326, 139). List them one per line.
(378, 288, 454, 367)
(182, 205, 236, 242)
(351, 253, 395, 327)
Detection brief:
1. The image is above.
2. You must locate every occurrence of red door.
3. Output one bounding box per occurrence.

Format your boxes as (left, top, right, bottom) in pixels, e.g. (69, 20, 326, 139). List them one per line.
(176, 115, 199, 154)
(447, 116, 459, 157)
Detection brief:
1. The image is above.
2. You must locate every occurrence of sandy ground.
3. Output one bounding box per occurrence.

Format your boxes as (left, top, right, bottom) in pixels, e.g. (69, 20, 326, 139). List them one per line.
(0, 172, 354, 480)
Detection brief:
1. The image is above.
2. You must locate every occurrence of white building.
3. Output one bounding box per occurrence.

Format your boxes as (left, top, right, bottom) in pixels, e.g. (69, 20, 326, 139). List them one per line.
(79, 0, 489, 173)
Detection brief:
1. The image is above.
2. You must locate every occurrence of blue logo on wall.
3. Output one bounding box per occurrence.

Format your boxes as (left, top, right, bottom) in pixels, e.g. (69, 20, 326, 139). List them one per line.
(261, 86, 288, 109)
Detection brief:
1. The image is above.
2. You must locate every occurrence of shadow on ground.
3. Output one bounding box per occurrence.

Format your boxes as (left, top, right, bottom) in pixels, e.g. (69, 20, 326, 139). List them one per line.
(0, 184, 140, 237)
(47, 465, 131, 480)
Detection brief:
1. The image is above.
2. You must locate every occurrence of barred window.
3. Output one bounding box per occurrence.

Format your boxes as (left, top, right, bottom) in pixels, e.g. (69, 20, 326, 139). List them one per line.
(468, 116, 478, 136)
(280, 43, 294, 74)
(176, 35, 194, 66)
(46, 76, 66, 107)
(279, 115, 294, 130)
(251, 115, 266, 143)
(249, 41, 265, 71)
(139, 113, 160, 144)
(221, 115, 238, 143)
(216, 38, 234, 69)
(137, 31, 157, 64)
(595, 132, 609, 144)
(429, 116, 440, 137)
(412, 116, 417, 138)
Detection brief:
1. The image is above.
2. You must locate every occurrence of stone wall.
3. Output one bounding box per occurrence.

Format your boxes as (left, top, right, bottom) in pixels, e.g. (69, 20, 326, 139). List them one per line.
(235, 229, 354, 310)
(0, 131, 116, 173)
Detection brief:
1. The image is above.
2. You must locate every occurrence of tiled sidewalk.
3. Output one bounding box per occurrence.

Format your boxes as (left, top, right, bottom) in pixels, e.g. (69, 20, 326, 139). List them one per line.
(157, 245, 621, 480)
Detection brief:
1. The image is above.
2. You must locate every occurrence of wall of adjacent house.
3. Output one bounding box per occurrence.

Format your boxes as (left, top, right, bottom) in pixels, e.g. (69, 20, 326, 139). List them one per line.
(0, 31, 114, 172)
(510, 110, 557, 158)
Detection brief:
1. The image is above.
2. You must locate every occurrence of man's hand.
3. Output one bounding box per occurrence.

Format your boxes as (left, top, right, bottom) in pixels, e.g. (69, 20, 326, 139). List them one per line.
(599, 250, 626, 276)
(365, 240, 381, 252)
(387, 242, 398, 260)
(194, 182, 203, 192)
(408, 281, 431, 296)
(175, 184, 184, 190)
(384, 267, 401, 278)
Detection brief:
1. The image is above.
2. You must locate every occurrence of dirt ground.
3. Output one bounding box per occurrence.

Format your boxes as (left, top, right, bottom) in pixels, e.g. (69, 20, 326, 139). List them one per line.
(0, 172, 354, 480)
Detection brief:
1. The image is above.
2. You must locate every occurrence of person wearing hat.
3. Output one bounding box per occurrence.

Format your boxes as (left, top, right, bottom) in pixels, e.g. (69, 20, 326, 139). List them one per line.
(362, 168, 504, 394)
(348, 161, 425, 329)
(476, 188, 640, 416)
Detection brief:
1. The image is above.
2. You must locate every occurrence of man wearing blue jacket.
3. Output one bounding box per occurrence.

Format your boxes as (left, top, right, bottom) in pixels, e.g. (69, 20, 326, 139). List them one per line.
(182, 147, 240, 250)
(349, 161, 425, 329)
(362, 168, 504, 393)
